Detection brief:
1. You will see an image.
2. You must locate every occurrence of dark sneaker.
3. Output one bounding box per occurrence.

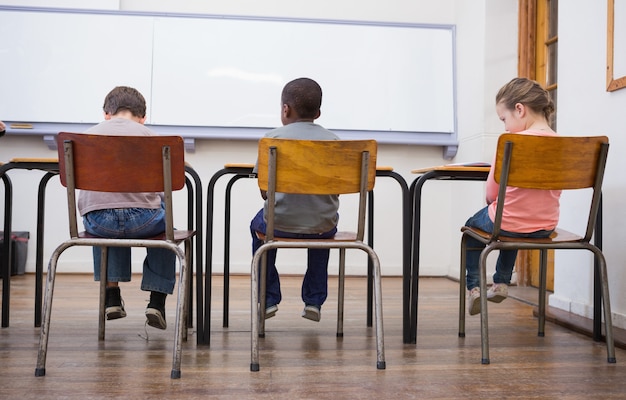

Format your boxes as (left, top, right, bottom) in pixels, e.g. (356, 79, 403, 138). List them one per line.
(265, 304, 278, 320)
(146, 291, 167, 330)
(105, 286, 127, 320)
(302, 304, 321, 322)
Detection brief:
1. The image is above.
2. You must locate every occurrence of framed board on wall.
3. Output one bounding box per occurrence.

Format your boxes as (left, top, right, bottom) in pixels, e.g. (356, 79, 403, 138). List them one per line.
(0, 6, 458, 155)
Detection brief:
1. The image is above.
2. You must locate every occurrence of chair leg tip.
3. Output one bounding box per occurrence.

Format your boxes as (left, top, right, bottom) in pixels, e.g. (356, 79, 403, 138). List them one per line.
(377, 361, 386, 370)
(336, 333, 343, 338)
(35, 368, 46, 377)
(170, 370, 181, 379)
(458, 332, 465, 338)
(481, 358, 490, 365)
(608, 357, 617, 364)
(250, 363, 260, 372)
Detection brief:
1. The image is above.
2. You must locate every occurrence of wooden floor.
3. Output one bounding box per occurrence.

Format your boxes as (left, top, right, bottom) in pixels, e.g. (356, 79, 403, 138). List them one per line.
(1, 273, 625, 399)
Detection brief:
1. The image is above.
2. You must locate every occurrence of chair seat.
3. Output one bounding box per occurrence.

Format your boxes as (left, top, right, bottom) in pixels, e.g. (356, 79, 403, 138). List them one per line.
(461, 226, 582, 244)
(256, 230, 358, 243)
(78, 230, 195, 242)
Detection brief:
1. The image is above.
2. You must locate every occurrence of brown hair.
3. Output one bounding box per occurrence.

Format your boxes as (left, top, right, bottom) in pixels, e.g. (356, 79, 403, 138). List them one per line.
(102, 86, 147, 118)
(496, 77, 555, 122)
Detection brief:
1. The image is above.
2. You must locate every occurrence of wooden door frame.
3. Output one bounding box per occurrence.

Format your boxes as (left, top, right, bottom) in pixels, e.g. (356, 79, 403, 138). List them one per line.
(516, 0, 556, 289)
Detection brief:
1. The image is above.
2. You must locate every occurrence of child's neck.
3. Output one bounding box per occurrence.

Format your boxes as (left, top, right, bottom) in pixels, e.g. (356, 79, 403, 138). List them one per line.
(526, 120, 552, 132)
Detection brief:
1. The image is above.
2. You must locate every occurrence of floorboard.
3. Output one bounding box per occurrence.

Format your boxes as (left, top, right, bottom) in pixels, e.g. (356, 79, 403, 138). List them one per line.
(1, 273, 624, 399)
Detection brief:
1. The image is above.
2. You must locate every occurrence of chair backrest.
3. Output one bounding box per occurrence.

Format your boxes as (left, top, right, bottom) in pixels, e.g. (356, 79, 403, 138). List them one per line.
(257, 138, 377, 240)
(57, 132, 186, 192)
(257, 138, 377, 194)
(56, 132, 186, 238)
(492, 133, 609, 240)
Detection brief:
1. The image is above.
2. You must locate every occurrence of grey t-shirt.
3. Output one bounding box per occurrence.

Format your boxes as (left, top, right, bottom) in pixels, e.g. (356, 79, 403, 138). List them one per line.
(77, 118, 163, 216)
(257, 122, 340, 234)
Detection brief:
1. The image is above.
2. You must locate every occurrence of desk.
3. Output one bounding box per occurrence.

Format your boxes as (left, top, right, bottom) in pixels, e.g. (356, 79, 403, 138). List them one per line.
(1, 159, 59, 328)
(204, 164, 411, 345)
(408, 165, 490, 344)
(408, 164, 605, 344)
(0, 159, 203, 341)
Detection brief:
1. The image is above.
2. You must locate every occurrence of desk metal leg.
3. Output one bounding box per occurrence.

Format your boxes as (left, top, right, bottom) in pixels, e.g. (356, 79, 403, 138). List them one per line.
(204, 170, 226, 345)
(374, 171, 411, 343)
(408, 169, 490, 344)
(206, 167, 256, 343)
(184, 176, 195, 330)
(34, 172, 57, 327)
(184, 166, 204, 345)
(1, 174, 12, 327)
(223, 174, 252, 328)
(409, 173, 433, 344)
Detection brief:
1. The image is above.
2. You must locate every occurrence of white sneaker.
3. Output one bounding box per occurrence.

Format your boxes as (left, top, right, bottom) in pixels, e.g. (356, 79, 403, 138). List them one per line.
(264, 304, 278, 320)
(302, 304, 321, 322)
(487, 283, 508, 303)
(467, 287, 481, 316)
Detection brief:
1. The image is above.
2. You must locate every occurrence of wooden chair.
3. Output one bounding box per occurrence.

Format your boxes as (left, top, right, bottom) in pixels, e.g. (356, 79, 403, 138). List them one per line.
(34, 132, 195, 379)
(458, 133, 615, 364)
(250, 138, 386, 371)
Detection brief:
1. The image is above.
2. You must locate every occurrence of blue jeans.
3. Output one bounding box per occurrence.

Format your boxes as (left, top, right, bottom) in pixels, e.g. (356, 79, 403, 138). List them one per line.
(82, 205, 176, 294)
(465, 206, 553, 290)
(250, 209, 337, 308)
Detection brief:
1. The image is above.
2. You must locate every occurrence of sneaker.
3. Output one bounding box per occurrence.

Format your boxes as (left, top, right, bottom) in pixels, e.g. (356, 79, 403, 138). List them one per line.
(145, 291, 167, 330)
(302, 304, 321, 322)
(467, 287, 481, 316)
(105, 286, 127, 320)
(264, 304, 278, 320)
(487, 283, 508, 303)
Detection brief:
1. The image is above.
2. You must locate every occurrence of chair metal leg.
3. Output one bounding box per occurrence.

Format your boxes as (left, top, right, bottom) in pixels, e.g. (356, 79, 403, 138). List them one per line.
(250, 248, 261, 371)
(538, 249, 548, 337)
(98, 247, 108, 341)
(183, 241, 193, 341)
(369, 247, 386, 370)
(337, 248, 346, 338)
(35, 248, 62, 377)
(458, 235, 468, 338)
(479, 248, 490, 365)
(594, 249, 616, 363)
(259, 252, 267, 337)
(171, 246, 189, 379)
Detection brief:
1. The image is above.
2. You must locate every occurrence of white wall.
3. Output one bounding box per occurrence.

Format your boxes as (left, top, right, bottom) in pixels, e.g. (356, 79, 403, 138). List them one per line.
(552, 0, 626, 329)
(6, 0, 621, 329)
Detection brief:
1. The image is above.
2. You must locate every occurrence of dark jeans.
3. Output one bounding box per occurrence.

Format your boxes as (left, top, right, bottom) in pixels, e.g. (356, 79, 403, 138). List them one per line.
(465, 206, 553, 290)
(250, 209, 337, 307)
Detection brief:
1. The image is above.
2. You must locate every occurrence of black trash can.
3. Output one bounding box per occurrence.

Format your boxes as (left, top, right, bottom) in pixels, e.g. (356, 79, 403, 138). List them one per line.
(0, 231, 30, 277)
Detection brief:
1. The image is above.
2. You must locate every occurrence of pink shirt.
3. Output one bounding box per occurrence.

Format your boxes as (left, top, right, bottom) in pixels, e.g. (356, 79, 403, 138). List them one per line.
(486, 130, 561, 233)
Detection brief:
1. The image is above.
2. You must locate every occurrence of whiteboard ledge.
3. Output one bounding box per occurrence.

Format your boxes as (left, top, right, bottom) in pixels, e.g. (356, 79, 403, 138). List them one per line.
(6, 122, 459, 158)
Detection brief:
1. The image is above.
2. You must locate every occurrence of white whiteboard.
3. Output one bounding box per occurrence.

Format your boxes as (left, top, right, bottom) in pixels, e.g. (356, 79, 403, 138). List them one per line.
(0, 8, 455, 136)
(151, 17, 455, 133)
(0, 10, 154, 123)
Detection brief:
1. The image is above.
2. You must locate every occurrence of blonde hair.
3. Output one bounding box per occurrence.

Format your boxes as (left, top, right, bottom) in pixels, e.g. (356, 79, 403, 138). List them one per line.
(496, 78, 555, 122)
